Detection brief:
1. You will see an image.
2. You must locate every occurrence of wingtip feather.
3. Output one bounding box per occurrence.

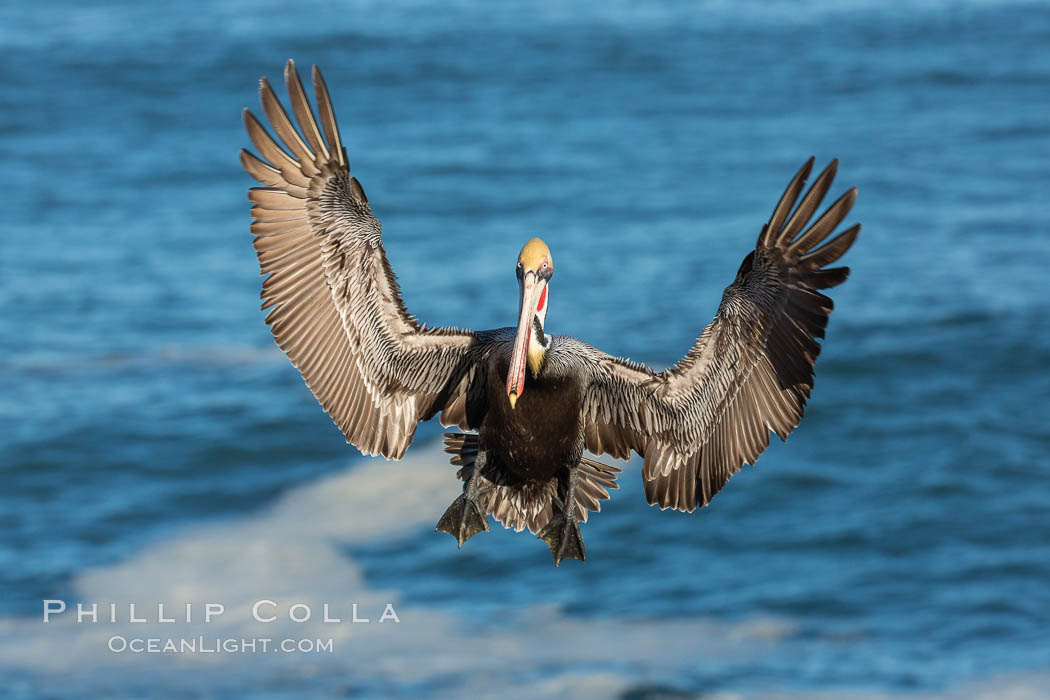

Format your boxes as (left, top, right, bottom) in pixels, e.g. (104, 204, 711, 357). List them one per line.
(311, 64, 346, 169)
(777, 158, 839, 248)
(763, 157, 816, 247)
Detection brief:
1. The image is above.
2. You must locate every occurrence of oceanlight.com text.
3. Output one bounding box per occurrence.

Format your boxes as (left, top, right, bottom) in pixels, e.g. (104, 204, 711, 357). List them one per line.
(107, 636, 335, 654)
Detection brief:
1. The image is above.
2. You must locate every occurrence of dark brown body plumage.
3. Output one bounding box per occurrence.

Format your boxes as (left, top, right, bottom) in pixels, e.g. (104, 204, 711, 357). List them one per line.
(483, 355, 584, 482)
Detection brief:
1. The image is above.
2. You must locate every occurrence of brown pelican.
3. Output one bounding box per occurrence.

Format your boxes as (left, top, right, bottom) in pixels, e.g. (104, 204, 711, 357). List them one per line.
(241, 61, 860, 565)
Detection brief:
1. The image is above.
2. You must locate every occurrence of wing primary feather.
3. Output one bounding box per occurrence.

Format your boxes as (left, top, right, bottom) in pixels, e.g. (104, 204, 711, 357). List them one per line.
(311, 65, 346, 169)
(258, 76, 319, 175)
(800, 223, 861, 268)
(787, 187, 858, 257)
(240, 149, 296, 192)
(777, 159, 837, 247)
(762, 157, 814, 247)
(284, 59, 330, 161)
(242, 109, 311, 188)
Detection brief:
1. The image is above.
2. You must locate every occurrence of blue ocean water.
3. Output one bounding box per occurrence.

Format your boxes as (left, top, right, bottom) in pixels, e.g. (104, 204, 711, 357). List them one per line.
(2, 0, 1049, 697)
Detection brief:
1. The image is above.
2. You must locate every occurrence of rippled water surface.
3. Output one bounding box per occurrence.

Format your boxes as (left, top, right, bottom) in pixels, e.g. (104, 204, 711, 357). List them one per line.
(3, 1, 1049, 697)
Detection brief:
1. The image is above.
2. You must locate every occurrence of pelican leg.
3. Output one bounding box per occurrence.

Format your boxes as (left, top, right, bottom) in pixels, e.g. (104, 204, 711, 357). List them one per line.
(435, 452, 489, 548)
(538, 467, 586, 566)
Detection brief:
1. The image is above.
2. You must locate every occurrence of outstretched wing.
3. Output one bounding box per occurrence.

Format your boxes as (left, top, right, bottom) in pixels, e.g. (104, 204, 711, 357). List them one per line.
(241, 60, 483, 459)
(578, 158, 860, 511)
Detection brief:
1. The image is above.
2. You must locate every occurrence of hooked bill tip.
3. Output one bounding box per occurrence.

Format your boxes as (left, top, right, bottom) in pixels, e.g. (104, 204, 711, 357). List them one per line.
(508, 392, 518, 410)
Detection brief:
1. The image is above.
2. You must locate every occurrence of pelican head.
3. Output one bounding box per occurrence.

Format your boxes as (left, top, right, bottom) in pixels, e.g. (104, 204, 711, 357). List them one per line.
(506, 237, 554, 409)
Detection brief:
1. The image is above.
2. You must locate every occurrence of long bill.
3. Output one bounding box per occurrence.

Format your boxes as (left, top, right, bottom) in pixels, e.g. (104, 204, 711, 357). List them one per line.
(506, 271, 544, 409)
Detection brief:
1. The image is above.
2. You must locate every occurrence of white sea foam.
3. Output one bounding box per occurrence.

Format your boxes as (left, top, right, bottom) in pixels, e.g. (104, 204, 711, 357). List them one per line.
(0, 443, 800, 697)
(1, 443, 1044, 698)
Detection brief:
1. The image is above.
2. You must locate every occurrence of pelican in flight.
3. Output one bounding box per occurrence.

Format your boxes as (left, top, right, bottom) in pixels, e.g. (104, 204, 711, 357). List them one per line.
(241, 61, 860, 565)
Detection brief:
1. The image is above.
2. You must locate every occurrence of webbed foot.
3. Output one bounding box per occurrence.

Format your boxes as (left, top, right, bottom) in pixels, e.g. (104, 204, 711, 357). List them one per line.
(538, 514, 586, 566)
(435, 493, 489, 548)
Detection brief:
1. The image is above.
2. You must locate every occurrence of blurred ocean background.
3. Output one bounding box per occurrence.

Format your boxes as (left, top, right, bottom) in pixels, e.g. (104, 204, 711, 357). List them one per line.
(2, 0, 1049, 697)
